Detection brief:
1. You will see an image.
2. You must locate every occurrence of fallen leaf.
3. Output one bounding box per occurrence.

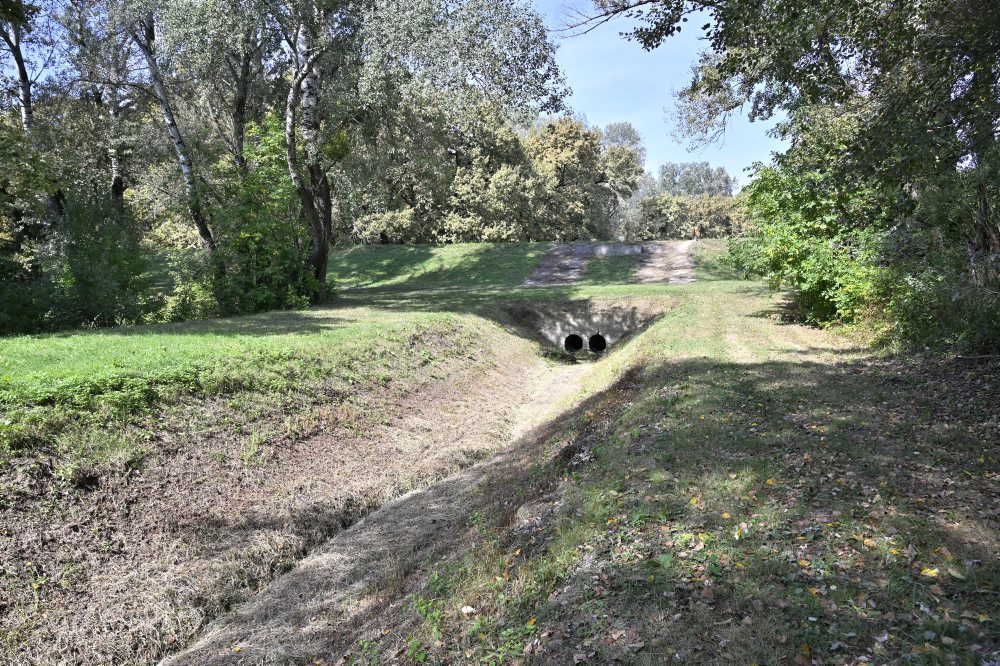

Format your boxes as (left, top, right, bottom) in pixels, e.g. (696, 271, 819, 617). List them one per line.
(921, 568, 939, 578)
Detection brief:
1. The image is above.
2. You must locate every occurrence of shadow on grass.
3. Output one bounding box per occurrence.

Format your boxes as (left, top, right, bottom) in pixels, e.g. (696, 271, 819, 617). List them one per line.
(515, 352, 1000, 664)
(168, 346, 1000, 664)
(329, 242, 549, 292)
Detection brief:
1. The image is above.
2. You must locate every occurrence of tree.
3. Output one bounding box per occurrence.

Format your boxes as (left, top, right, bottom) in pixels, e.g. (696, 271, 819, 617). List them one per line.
(278, 0, 566, 294)
(523, 116, 606, 240)
(0, 0, 572, 331)
(0, 0, 26, 23)
(130, 10, 218, 252)
(0, 0, 38, 131)
(583, 0, 1000, 349)
(601, 120, 645, 165)
(657, 162, 736, 197)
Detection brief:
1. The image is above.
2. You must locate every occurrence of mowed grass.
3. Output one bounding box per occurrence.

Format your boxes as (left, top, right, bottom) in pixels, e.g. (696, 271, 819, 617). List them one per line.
(375, 242, 1000, 665)
(327, 242, 550, 291)
(577, 253, 643, 285)
(0, 308, 475, 458)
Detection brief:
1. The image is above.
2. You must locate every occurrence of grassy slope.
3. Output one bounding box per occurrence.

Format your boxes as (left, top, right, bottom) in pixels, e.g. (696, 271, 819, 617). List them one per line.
(0, 309, 482, 472)
(355, 242, 1000, 665)
(328, 242, 550, 291)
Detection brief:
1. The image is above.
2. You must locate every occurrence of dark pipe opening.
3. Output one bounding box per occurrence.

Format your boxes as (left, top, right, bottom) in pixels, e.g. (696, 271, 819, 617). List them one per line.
(588, 333, 607, 353)
(564, 334, 584, 353)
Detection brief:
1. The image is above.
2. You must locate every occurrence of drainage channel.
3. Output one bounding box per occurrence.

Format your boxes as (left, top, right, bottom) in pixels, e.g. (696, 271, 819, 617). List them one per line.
(504, 299, 663, 357)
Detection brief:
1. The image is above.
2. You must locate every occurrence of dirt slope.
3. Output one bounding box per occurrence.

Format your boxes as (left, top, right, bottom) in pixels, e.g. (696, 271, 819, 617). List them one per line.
(523, 241, 695, 287)
(164, 360, 589, 665)
(2, 319, 581, 666)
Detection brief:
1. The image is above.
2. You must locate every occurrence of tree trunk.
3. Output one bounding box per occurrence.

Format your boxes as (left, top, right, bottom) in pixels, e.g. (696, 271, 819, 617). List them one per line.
(976, 181, 999, 253)
(1, 23, 34, 132)
(108, 82, 126, 210)
(133, 15, 216, 253)
(229, 37, 256, 178)
(284, 23, 330, 299)
(0, 23, 35, 134)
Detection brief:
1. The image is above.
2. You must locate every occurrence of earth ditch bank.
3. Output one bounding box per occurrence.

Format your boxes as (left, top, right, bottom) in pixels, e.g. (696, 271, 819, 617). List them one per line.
(2, 299, 663, 666)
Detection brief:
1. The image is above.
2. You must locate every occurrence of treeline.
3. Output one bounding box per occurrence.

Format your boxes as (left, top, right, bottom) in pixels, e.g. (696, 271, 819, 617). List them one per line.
(593, 0, 1000, 351)
(620, 161, 743, 241)
(344, 114, 643, 245)
(3, 0, 646, 334)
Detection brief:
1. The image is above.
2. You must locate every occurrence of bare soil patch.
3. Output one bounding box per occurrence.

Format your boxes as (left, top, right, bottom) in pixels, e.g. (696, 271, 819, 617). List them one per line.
(523, 241, 695, 287)
(633, 240, 695, 284)
(164, 363, 606, 666)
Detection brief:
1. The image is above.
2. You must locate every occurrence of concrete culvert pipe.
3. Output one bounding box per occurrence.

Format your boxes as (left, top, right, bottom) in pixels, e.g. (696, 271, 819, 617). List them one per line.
(564, 334, 584, 353)
(588, 333, 608, 353)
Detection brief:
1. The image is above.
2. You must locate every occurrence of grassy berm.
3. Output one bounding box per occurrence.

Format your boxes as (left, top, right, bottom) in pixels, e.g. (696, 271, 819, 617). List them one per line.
(2, 241, 998, 665)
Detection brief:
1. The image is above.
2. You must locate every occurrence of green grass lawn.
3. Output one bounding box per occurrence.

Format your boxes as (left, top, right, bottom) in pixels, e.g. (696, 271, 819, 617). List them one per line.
(327, 242, 550, 291)
(0, 308, 477, 460)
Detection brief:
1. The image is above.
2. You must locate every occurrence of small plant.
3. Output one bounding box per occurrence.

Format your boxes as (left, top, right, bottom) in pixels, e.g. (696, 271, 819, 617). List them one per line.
(405, 638, 428, 663)
(29, 568, 48, 609)
(350, 639, 381, 665)
(240, 430, 267, 467)
(411, 594, 443, 641)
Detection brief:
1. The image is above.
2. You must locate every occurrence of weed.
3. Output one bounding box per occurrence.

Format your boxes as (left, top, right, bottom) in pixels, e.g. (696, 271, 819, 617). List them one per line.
(240, 430, 266, 467)
(350, 639, 381, 665)
(405, 638, 428, 663)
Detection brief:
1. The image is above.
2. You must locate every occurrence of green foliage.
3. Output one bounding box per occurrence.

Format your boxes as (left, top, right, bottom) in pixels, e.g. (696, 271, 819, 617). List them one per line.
(524, 116, 618, 240)
(631, 193, 743, 241)
(46, 193, 153, 329)
(2, 176, 154, 334)
(211, 115, 319, 314)
(602, 0, 1000, 350)
(160, 280, 219, 323)
(0, 123, 55, 333)
(729, 166, 889, 324)
(343, 109, 640, 244)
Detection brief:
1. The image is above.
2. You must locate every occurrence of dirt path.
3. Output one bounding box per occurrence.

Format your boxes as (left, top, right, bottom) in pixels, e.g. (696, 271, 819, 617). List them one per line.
(633, 240, 695, 284)
(164, 361, 592, 665)
(523, 241, 695, 287)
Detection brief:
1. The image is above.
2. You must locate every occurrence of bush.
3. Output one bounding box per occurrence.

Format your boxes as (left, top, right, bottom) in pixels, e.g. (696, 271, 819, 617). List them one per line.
(210, 115, 318, 314)
(2, 189, 154, 334)
(728, 166, 891, 325)
(46, 193, 153, 328)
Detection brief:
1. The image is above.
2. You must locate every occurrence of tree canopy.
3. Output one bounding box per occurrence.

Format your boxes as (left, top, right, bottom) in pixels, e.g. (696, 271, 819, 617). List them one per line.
(586, 0, 1000, 350)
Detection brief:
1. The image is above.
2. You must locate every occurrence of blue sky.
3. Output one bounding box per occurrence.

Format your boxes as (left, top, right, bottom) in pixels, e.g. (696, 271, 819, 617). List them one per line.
(532, 0, 786, 185)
